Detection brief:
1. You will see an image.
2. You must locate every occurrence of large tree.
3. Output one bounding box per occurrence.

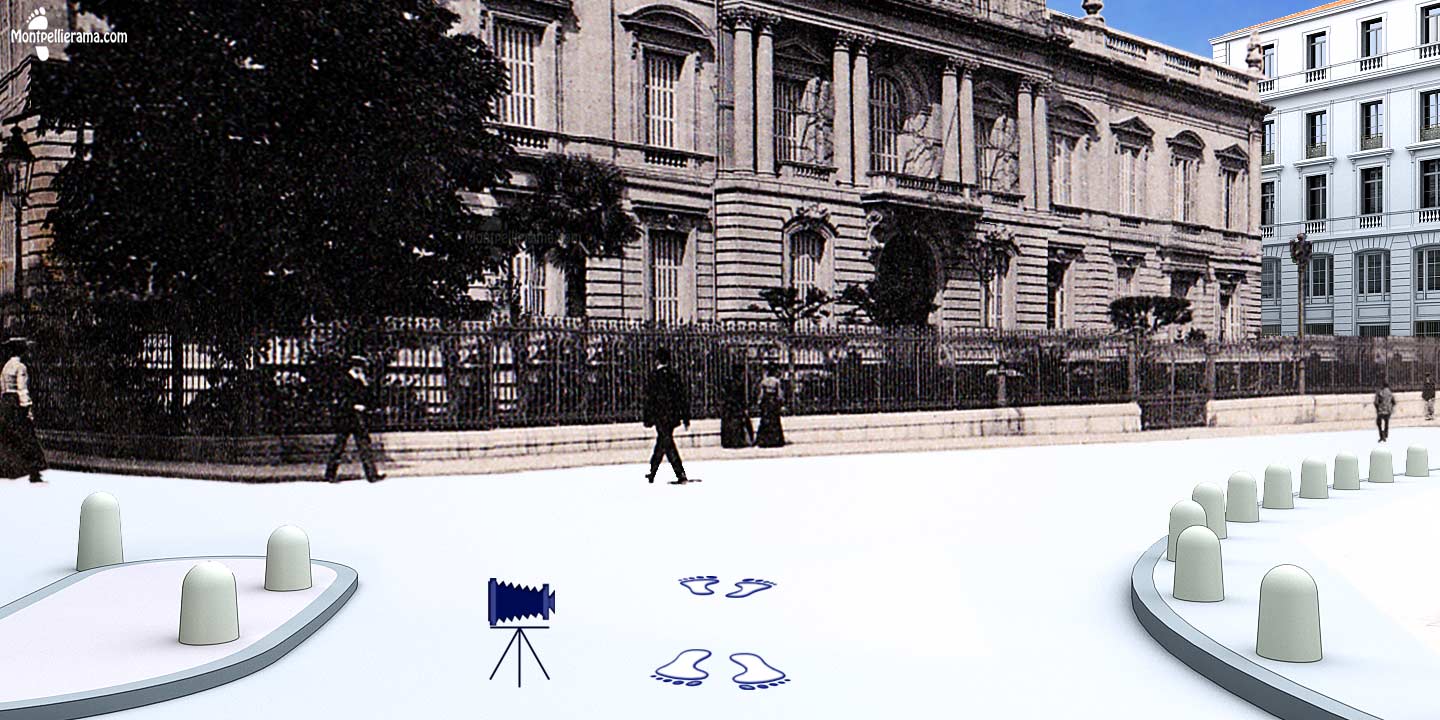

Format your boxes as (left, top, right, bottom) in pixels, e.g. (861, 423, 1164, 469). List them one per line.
(31, 0, 515, 342)
(499, 153, 641, 318)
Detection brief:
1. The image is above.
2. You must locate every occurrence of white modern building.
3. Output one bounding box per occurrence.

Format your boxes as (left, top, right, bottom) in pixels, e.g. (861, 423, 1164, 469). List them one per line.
(1214, 0, 1440, 336)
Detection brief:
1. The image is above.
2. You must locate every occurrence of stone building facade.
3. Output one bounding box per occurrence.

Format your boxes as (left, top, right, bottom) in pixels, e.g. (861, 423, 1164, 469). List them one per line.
(3, 1, 1270, 336)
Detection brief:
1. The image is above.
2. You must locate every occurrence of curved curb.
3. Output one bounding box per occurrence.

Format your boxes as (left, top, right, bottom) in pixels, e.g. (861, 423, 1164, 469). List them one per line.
(1131, 537, 1377, 720)
(0, 555, 358, 719)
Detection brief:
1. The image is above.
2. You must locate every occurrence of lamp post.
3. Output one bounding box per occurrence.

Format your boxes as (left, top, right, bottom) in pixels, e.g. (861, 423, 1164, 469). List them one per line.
(1, 126, 36, 305)
(1289, 232, 1313, 394)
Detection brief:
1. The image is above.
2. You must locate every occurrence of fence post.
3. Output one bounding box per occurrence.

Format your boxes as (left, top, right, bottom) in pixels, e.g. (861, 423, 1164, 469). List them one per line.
(1296, 336, 1306, 396)
(1204, 345, 1216, 401)
(1127, 336, 1141, 400)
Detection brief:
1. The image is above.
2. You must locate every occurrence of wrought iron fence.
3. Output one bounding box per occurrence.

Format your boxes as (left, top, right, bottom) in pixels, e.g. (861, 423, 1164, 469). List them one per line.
(10, 312, 1440, 436)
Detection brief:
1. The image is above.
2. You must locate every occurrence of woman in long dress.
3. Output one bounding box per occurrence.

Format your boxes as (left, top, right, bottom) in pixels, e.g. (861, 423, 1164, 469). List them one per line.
(719, 364, 754, 448)
(1, 337, 46, 482)
(754, 364, 786, 448)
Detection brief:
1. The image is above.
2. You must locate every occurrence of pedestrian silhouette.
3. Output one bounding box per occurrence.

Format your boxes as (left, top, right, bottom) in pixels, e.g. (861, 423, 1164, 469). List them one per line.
(325, 355, 385, 483)
(643, 347, 691, 484)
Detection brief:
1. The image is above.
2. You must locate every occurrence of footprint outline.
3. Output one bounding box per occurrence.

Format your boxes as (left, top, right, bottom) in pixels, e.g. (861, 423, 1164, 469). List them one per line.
(725, 578, 777, 599)
(678, 576, 720, 596)
(729, 651, 791, 690)
(652, 648, 711, 687)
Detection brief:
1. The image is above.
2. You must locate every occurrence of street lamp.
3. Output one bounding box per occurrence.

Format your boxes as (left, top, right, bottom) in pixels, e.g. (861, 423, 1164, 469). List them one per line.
(1, 126, 36, 303)
(1289, 232, 1312, 338)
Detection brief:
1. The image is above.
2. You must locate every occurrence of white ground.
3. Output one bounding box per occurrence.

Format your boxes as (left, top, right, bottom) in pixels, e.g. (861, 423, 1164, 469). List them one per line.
(2, 425, 1436, 719)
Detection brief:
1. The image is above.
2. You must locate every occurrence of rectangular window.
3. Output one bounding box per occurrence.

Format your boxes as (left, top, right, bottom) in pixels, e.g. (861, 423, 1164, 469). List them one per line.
(1261, 257, 1280, 301)
(1304, 323, 1335, 335)
(1425, 4, 1440, 45)
(648, 231, 685, 322)
(645, 51, 682, 149)
(1306, 111, 1327, 155)
(1306, 174, 1328, 220)
(1223, 169, 1240, 229)
(1174, 156, 1197, 222)
(1263, 44, 1277, 78)
(1361, 167, 1384, 215)
(1118, 144, 1144, 216)
(1262, 324, 1283, 336)
(1424, 159, 1440, 208)
(1261, 180, 1276, 227)
(1357, 251, 1390, 296)
(775, 77, 804, 164)
(1418, 321, 1440, 337)
(1046, 262, 1069, 330)
(1423, 91, 1440, 134)
(1418, 247, 1440, 292)
(494, 20, 541, 128)
(871, 77, 902, 174)
(1361, 18, 1384, 57)
(1306, 256, 1333, 299)
(1053, 137, 1078, 206)
(1359, 324, 1391, 337)
(789, 232, 824, 294)
(1262, 121, 1275, 161)
(512, 250, 547, 316)
(1360, 101, 1384, 145)
(1306, 32, 1327, 69)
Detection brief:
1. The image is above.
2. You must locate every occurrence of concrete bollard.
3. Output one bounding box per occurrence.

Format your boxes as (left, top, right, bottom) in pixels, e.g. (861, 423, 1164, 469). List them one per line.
(1174, 526, 1224, 602)
(1168, 500, 1207, 562)
(1299, 458, 1329, 499)
(1256, 565, 1322, 663)
(179, 561, 240, 646)
(1369, 448, 1394, 484)
(1192, 483, 1227, 539)
(1226, 472, 1259, 523)
(1407, 446, 1429, 478)
(265, 525, 313, 592)
(1262, 465, 1294, 509)
(77, 492, 123, 572)
(1333, 453, 1360, 491)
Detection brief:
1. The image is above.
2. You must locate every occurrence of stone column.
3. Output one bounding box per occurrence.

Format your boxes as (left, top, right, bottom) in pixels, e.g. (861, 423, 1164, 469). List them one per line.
(755, 16, 776, 175)
(1033, 80, 1051, 210)
(852, 37, 873, 186)
(941, 60, 960, 183)
(732, 14, 756, 172)
(832, 35, 854, 185)
(1017, 78, 1035, 208)
(959, 61, 977, 188)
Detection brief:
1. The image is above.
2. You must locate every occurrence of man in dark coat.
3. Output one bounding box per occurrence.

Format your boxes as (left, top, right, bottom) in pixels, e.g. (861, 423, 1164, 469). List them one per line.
(643, 347, 691, 485)
(1375, 380, 1395, 443)
(1425, 374, 1436, 421)
(325, 355, 384, 483)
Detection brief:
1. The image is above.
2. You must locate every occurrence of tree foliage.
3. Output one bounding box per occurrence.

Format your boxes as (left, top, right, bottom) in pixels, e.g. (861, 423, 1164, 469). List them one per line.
(1108, 296, 1195, 338)
(498, 153, 641, 317)
(749, 286, 833, 331)
(31, 0, 515, 344)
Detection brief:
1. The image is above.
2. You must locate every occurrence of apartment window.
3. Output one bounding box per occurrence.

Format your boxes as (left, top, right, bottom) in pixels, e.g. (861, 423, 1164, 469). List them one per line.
(1360, 101, 1384, 148)
(870, 75, 902, 174)
(775, 75, 826, 166)
(1357, 251, 1390, 297)
(1261, 257, 1280, 301)
(512, 250, 547, 316)
(1424, 4, 1440, 45)
(494, 20, 541, 128)
(1418, 321, 1440, 337)
(1262, 121, 1276, 163)
(1262, 44, 1277, 78)
(644, 51, 683, 149)
(1306, 255, 1333, 299)
(1053, 136, 1080, 206)
(984, 260, 1008, 329)
(1306, 32, 1327, 69)
(648, 230, 685, 322)
(1115, 266, 1136, 296)
(1173, 155, 1199, 223)
(1424, 159, 1440, 208)
(1222, 169, 1241, 229)
(1117, 144, 1145, 216)
(788, 231, 824, 294)
(1305, 111, 1327, 157)
(1423, 91, 1440, 139)
(1262, 324, 1283, 336)
(1418, 247, 1440, 292)
(1361, 18, 1384, 57)
(1361, 167, 1384, 215)
(1305, 323, 1335, 335)
(1359, 324, 1391, 337)
(1046, 261, 1070, 330)
(1261, 180, 1276, 227)
(1306, 174, 1328, 220)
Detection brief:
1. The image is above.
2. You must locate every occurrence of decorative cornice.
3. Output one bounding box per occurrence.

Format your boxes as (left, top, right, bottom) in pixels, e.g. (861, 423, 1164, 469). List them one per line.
(720, 7, 756, 30)
(836, 31, 873, 52)
(754, 13, 780, 34)
(1017, 77, 1035, 94)
(944, 58, 979, 76)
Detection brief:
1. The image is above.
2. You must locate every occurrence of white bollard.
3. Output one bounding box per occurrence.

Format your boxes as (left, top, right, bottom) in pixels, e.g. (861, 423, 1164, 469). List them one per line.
(1299, 458, 1329, 499)
(1226, 472, 1259, 523)
(1256, 565, 1322, 663)
(179, 561, 240, 646)
(1369, 448, 1394, 483)
(1174, 526, 1224, 602)
(1192, 483, 1227, 539)
(265, 525, 313, 592)
(77, 492, 123, 572)
(1407, 446, 1429, 478)
(1333, 453, 1360, 491)
(1262, 465, 1295, 509)
(1168, 500, 1207, 562)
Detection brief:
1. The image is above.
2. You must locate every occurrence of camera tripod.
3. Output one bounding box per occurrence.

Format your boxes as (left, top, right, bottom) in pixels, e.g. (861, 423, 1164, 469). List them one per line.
(489, 626, 550, 688)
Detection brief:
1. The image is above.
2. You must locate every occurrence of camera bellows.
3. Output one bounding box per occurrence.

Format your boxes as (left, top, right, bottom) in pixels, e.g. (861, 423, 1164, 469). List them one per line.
(489, 579, 557, 626)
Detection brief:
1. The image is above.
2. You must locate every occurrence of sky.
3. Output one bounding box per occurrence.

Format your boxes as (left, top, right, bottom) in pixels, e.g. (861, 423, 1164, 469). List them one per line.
(1048, 0, 1327, 55)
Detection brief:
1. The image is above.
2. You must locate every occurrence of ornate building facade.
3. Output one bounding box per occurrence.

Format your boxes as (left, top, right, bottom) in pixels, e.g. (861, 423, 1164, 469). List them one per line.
(2, 1, 1269, 336)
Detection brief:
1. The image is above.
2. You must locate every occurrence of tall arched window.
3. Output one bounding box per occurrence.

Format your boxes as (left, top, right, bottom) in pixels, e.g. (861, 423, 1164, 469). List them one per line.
(870, 75, 902, 174)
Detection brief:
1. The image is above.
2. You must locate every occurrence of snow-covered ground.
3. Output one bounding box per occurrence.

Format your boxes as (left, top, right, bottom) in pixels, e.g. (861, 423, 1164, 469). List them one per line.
(2, 424, 1436, 719)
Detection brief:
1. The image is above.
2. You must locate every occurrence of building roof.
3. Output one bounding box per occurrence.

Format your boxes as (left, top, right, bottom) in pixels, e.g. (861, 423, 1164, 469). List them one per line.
(1224, 0, 1362, 38)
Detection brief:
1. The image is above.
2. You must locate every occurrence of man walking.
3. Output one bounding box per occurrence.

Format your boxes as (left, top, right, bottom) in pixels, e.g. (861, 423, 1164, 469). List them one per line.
(643, 347, 691, 485)
(325, 355, 384, 483)
(1425, 374, 1436, 422)
(1375, 380, 1395, 443)
(0, 337, 46, 483)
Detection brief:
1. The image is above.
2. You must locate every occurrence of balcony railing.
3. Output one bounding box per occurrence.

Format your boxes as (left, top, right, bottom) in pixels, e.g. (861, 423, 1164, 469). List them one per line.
(1423, 125, 1440, 142)
(778, 160, 835, 181)
(1358, 214, 1383, 230)
(1424, 43, 1440, 59)
(1261, 225, 1276, 239)
(1306, 143, 1327, 159)
(1361, 134, 1384, 151)
(1258, 79, 1275, 93)
(1360, 56, 1384, 72)
(1305, 219, 1327, 234)
(1106, 34, 1148, 60)
(643, 147, 691, 168)
(1421, 208, 1440, 224)
(497, 125, 554, 151)
(1164, 52, 1201, 77)
(1305, 67, 1328, 83)
(868, 171, 969, 197)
